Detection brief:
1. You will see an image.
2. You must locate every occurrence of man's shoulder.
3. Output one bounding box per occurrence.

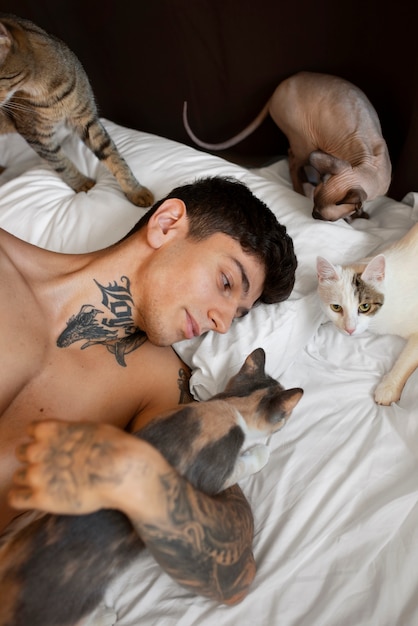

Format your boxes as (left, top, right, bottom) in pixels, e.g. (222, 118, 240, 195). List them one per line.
(126, 343, 192, 431)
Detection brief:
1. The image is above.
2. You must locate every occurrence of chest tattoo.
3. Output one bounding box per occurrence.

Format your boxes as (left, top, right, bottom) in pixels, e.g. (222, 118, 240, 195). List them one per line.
(56, 276, 146, 366)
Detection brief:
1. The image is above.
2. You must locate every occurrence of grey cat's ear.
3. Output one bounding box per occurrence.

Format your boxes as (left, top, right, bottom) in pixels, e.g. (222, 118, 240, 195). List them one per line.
(241, 348, 266, 376)
(316, 256, 339, 281)
(268, 387, 304, 427)
(361, 254, 385, 283)
(280, 388, 304, 417)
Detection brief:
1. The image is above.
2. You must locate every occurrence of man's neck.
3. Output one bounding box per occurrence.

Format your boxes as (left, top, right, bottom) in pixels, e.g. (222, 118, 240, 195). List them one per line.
(1, 229, 148, 344)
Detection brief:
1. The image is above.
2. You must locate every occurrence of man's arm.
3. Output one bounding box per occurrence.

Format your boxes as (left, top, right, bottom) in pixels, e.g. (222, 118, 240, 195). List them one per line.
(134, 470, 255, 604)
(8, 419, 256, 604)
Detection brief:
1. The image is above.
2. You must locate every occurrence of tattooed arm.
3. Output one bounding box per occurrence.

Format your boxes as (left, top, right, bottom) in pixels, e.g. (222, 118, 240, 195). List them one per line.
(8, 420, 256, 604)
(135, 471, 255, 604)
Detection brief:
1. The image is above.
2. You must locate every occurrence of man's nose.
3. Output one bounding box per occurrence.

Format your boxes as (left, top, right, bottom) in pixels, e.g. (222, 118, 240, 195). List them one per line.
(208, 305, 235, 334)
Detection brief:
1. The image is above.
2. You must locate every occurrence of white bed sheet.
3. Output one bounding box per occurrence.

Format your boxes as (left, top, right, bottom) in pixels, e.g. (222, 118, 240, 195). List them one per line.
(1, 120, 417, 626)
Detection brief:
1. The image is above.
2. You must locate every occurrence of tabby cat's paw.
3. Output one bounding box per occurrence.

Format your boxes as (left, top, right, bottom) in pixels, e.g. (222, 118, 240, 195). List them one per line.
(374, 377, 401, 405)
(73, 176, 96, 193)
(126, 184, 154, 207)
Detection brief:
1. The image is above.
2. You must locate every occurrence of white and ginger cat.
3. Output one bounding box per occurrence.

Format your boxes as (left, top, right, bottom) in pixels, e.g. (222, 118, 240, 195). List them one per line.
(317, 223, 418, 405)
(0, 348, 303, 626)
(0, 13, 153, 207)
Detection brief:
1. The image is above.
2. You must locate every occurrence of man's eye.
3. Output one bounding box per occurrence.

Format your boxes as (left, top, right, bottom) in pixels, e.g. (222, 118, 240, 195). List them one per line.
(222, 274, 231, 290)
(331, 304, 342, 312)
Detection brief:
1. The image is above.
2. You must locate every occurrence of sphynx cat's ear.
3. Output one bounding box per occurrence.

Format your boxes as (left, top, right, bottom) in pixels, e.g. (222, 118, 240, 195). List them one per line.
(309, 150, 350, 176)
(146, 198, 188, 248)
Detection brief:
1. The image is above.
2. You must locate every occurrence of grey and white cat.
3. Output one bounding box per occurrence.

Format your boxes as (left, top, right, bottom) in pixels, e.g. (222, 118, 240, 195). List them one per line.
(0, 348, 303, 626)
(317, 223, 418, 405)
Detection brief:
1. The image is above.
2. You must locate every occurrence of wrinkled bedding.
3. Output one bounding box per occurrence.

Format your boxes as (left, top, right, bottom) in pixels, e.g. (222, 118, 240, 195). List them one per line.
(1, 120, 417, 626)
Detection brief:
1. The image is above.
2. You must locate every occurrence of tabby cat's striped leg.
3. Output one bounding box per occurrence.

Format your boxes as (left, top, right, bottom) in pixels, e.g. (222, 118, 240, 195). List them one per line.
(23, 133, 96, 193)
(81, 119, 154, 207)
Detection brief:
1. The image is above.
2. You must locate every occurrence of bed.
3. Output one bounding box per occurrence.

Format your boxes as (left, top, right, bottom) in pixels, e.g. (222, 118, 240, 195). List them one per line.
(2, 0, 418, 622)
(1, 116, 418, 625)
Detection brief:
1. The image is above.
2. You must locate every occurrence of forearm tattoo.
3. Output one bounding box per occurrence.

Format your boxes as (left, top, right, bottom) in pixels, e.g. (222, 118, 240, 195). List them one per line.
(136, 473, 256, 604)
(56, 276, 146, 366)
(27, 423, 255, 601)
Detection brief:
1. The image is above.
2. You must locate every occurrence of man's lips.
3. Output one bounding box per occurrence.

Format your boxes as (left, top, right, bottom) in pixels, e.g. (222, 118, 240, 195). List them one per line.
(185, 312, 200, 339)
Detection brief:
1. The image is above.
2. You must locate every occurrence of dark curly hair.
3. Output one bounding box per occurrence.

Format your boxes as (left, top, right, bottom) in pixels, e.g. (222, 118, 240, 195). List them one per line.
(126, 176, 297, 304)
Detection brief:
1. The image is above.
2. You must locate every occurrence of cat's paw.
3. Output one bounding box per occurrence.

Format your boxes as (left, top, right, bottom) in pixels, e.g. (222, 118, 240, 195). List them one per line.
(223, 444, 271, 489)
(243, 443, 271, 472)
(374, 377, 401, 405)
(73, 176, 96, 193)
(126, 184, 154, 207)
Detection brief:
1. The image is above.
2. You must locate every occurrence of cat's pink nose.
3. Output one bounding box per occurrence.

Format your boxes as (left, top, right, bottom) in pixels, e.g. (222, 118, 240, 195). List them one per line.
(345, 327, 355, 335)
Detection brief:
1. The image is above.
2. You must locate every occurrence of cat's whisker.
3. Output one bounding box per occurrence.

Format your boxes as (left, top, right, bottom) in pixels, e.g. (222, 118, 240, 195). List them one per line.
(1, 101, 35, 115)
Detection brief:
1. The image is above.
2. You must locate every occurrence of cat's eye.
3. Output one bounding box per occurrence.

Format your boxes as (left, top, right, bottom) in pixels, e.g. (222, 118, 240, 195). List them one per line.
(330, 304, 342, 312)
(358, 303, 371, 313)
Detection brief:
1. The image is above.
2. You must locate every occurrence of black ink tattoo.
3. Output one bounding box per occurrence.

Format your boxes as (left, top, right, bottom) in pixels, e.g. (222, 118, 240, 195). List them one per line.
(56, 276, 147, 366)
(36, 423, 132, 510)
(177, 367, 193, 405)
(138, 473, 255, 604)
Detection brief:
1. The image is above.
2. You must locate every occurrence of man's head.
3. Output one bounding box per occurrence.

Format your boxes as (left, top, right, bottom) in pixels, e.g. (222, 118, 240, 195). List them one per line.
(127, 176, 297, 305)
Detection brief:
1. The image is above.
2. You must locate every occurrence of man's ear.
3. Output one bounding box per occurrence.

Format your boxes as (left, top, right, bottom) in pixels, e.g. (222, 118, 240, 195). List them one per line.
(146, 198, 188, 248)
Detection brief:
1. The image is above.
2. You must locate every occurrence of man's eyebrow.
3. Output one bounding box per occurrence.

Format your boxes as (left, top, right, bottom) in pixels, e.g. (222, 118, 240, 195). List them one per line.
(233, 258, 250, 295)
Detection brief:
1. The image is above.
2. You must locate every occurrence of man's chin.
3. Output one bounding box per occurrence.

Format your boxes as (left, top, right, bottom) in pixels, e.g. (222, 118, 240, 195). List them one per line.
(147, 333, 179, 348)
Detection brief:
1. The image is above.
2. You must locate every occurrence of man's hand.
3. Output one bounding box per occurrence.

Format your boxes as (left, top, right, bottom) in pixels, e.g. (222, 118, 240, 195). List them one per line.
(8, 418, 256, 604)
(8, 420, 139, 515)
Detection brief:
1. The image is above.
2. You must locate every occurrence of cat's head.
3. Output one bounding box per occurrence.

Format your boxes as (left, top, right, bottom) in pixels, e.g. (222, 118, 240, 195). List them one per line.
(316, 255, 385, 335)
(307, 151, 368, 221)
(215, 348, 303, 435)
(0, 19, 25, 104)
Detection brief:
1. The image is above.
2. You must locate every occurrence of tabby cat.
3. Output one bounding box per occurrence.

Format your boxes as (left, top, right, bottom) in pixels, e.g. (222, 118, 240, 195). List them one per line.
(0, 348, 303, 626)
(0, 14, 153, 206)
(317, 223, 418, 405)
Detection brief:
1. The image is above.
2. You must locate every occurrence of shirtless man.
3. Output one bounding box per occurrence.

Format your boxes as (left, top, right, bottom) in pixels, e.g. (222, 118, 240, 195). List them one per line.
(1, 176, 296, 604)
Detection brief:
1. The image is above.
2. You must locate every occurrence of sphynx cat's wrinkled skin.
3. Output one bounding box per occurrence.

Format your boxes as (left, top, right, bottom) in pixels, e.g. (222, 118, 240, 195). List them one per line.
(184, 72, 391, 222)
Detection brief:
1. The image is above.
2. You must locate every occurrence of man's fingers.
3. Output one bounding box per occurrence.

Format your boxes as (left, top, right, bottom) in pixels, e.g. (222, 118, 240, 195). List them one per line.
(26, 418, 62, 440)
(15, 440, 46, 464)
(15, 419, 64, 463)
(8, 485, 36, 510)
(12, 466, 29, 485)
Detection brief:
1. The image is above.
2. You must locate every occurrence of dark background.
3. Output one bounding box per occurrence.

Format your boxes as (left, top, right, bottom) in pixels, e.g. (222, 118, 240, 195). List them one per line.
(1, 0, 418, 199)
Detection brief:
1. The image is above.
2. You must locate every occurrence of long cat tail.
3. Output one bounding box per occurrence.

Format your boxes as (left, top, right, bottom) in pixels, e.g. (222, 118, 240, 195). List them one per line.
(182, 99, 271, 150)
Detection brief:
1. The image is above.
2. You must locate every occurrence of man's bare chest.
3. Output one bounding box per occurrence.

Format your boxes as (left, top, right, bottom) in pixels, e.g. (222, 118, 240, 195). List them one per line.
(1, 344, 143, 430)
